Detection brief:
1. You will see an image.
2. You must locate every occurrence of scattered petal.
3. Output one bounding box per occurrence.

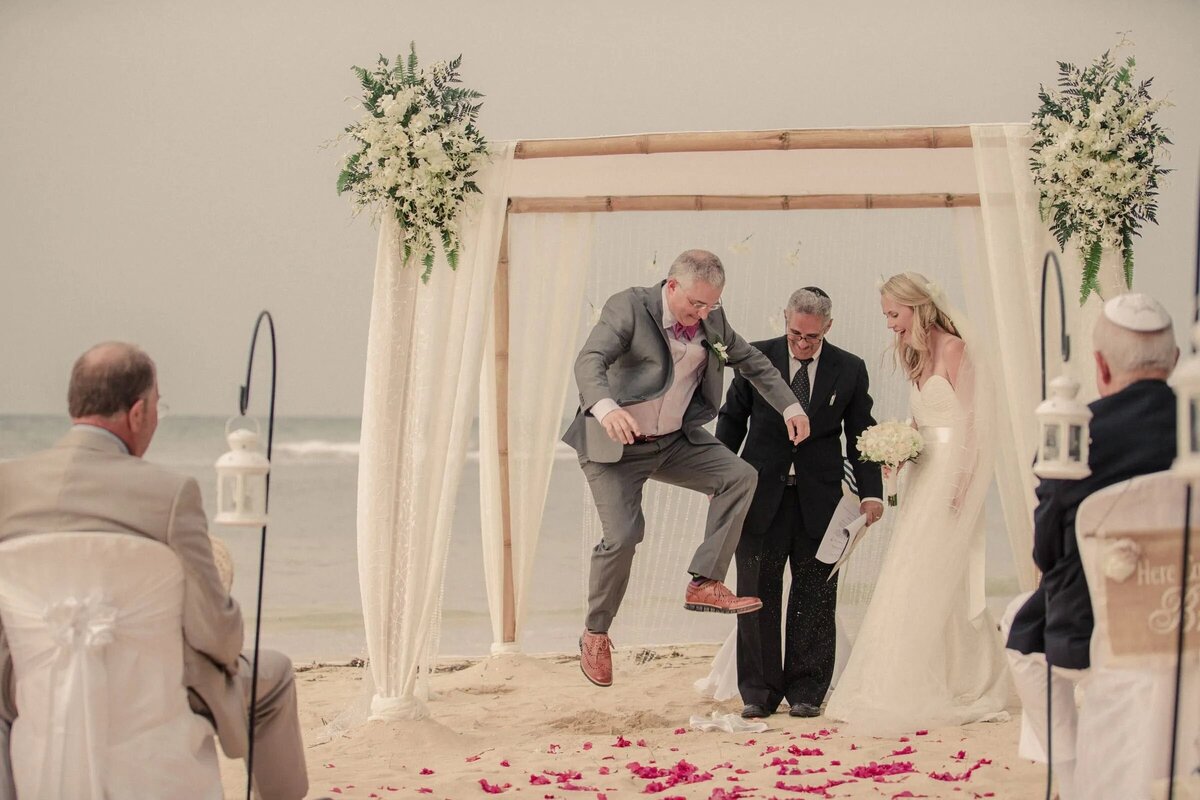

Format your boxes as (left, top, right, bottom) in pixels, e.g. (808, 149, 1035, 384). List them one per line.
(674, 728, 687, 735)
(891, 746, 916, 756)
(420, 768, 435, 775)
(479, 778, 512, 794)
(614, 736, 632, 748)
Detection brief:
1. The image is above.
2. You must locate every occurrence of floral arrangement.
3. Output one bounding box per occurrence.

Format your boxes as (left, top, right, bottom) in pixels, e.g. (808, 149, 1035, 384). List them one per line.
(1029, 43, 1171, 302)
(337, 44, 489, 282)
(857, 421, 925, 506)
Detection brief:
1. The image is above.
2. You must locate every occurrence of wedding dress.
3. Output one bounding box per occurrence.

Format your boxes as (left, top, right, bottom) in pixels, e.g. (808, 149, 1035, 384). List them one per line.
(822, 371, 1011, 732)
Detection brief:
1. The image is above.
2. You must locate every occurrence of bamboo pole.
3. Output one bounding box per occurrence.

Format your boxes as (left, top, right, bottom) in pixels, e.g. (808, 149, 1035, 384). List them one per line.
(507, 193, 980, 214)
(494, 215, 517, 645)
(513, 126, 973, 159)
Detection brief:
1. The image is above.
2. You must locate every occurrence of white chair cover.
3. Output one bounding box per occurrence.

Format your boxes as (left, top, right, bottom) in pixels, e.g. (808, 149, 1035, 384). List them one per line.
(1074, 472, 1200, 796)
(0, 533, 222, 800)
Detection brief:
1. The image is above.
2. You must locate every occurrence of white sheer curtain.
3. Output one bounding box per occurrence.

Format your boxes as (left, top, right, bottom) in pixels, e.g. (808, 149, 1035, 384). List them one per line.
(478, 213, 594, 652)
(356, 143, 514, 720)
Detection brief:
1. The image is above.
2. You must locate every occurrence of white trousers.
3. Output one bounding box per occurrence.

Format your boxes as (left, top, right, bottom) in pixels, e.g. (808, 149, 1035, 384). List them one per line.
(1003, 592, 1199, 800)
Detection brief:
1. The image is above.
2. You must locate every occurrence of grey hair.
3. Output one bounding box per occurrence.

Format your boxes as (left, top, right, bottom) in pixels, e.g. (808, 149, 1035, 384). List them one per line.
(1092, 312, 1177, 375)
(667, 249, 726, 289)
(785, 288, 832, 320)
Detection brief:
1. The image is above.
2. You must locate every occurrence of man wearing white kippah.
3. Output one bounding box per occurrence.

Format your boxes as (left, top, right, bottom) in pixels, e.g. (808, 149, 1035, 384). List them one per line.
(1004, 293, 1179, 800)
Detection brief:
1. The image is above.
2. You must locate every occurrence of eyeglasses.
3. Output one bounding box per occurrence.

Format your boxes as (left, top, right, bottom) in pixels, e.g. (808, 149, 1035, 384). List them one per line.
(684, 293, 722, 312)
(786, 332, 825, 344)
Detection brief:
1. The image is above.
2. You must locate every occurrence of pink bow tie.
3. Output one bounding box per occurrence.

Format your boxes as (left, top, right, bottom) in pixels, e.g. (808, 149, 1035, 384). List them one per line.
(672, 322, 700, 341)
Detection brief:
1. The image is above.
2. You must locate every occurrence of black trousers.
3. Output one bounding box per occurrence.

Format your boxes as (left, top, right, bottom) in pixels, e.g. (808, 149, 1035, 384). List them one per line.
(734, 485, 837, 710)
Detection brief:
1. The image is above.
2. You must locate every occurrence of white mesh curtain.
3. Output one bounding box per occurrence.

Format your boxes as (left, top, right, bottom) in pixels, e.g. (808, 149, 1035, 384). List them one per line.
(478, 213, 594, 652)
(471, 133, 1043, 659)
(356, 144, 513, 720)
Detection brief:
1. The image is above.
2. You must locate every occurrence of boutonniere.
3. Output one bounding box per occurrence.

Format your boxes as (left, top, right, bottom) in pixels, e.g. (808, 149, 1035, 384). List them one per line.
(704, 337, 729, 365)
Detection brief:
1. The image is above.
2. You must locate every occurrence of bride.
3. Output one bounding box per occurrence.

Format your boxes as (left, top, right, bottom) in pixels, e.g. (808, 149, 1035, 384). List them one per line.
(822, 272, 1011, 732)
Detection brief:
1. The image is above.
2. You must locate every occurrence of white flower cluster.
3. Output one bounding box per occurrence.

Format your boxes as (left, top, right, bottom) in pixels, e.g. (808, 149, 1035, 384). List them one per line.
(857, 421, 925, 467)
(1101, 538, 1142, 583)
(338, 50, 489, 281)
(1029, 48, 1170, 299)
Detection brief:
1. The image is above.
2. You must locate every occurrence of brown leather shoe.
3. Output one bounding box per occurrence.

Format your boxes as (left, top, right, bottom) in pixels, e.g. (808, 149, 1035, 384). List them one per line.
(579, 630, 613, 687)
(684, 579, 763, 614)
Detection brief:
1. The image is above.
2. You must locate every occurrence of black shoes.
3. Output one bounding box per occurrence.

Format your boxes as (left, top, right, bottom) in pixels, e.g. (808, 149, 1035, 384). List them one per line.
(741, 703, 771, 719)
(789, 702, 821, 718)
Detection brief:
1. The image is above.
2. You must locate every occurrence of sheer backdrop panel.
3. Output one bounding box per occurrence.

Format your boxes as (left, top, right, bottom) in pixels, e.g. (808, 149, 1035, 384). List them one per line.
(357, 144, 513, 719)
(550, 208, 1013, 651)
(969, 124, 1060, 592)
(479, 213, 594, 651)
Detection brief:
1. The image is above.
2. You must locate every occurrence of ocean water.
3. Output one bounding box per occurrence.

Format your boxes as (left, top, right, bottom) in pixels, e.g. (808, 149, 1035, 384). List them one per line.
(0, 415, 598, 661)
(0, 414, 1020, 663)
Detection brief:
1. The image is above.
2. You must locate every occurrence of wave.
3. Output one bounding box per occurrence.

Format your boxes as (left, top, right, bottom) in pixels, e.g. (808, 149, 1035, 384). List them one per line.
(272, 439, 578, 462)
(275, 440, 361, 459)
(464, 441, 577, 461)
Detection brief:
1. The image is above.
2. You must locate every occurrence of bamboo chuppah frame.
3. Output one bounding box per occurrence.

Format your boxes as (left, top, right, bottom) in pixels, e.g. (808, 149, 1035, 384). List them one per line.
(491, 125, 978, 645)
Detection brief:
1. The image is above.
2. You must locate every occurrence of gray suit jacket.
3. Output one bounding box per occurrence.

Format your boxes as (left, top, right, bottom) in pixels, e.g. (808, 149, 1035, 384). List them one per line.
(0, 427, 250, 757)
(563, 282, 800, 463)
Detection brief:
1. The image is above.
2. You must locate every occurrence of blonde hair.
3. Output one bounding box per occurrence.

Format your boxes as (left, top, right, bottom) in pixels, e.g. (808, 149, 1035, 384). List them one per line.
(880, 272, 960, 383)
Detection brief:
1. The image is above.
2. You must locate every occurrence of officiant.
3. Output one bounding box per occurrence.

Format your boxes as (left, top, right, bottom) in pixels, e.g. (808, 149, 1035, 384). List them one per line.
(717, 286, 883, 719)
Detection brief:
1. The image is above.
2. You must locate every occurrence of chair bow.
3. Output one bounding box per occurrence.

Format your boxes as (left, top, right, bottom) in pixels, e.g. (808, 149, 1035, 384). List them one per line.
(45, 597, 118, 651)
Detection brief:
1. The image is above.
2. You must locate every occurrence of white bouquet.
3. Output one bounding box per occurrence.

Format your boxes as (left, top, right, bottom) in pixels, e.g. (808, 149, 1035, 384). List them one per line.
(337, 44, 490, 283)
(856, 421, 925, 506)
(1029, 41, 1171, 302)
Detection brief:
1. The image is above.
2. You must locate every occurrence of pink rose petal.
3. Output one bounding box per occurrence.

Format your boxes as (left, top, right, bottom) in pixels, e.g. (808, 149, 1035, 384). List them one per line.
(614, 736, 632, 748)
(420, 768, 435, 775)
(674, 728, 687, 735)
(479, 778, 512, 794)
(891, 746, 916, 756)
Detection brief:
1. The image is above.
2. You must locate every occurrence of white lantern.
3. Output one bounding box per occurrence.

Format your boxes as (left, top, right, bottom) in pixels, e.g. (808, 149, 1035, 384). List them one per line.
(1034, 374, 1093, 480)
(1171, 323, 1200, 479)
(215, 419, 270, 526)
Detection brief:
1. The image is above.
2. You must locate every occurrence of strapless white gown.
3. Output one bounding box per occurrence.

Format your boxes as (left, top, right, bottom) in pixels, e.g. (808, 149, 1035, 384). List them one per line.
(823, 375, 1011, 733)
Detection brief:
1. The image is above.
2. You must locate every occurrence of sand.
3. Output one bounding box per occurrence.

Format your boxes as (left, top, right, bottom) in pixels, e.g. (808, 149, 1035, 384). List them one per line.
(219, 644, 1045, 799)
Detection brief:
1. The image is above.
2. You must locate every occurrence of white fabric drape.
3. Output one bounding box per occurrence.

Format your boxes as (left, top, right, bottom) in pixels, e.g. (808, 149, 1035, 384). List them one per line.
(357, 143, 514, 719)
(968, 124, 1051, 592)
(0, 533, 221, 800)
(479, 213, 594, 651)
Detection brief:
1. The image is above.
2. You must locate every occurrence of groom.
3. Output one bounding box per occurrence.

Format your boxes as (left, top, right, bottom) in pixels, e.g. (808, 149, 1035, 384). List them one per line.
(564, 249, 810, 687)
(717, 287, 883, 718)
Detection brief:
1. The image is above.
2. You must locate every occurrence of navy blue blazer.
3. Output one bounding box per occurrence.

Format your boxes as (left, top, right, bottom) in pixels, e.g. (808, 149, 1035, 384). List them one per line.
(716, 337, 883, 539)
(1006, 379, 1176, 669)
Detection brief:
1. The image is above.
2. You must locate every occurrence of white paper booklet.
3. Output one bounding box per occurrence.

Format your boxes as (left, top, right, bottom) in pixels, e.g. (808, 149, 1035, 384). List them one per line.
(815, 493, 864, 564)
(827, 514, 870, 579)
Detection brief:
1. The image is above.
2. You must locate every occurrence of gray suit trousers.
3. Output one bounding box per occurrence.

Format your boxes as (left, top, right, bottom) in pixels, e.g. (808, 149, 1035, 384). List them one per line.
(582, 432, 757, 632)
(190, 649, 307, 800)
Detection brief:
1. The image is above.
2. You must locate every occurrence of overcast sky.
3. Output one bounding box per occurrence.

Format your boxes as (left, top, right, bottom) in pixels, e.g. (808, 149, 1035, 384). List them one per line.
(1, 0, 1196, 416)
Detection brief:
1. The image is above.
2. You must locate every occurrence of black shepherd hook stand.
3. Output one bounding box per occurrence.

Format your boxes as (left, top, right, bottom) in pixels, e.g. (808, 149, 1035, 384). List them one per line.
(237, 310, 277, 800)
(1040, 251, 1071, 400)
(1038, 250, 1071, 800)
(1166, 186, 1200, 799)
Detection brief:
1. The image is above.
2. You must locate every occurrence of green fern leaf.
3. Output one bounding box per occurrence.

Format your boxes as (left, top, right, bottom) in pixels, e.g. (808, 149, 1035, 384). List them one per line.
(1079, 240, 1103, 304)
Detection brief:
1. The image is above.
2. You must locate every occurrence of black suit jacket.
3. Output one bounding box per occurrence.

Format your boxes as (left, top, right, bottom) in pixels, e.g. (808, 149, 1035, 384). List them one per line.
(716, 337, 883, 538)
(1007, 379, 1176, 669)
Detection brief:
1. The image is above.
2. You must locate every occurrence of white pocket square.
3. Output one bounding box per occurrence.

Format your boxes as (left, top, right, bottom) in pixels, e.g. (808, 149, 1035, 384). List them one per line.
(828, 392, 837, 406)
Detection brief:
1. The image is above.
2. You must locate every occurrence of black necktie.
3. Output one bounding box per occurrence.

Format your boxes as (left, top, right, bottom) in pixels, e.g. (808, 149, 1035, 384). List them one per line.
(791, 358, 814, 413)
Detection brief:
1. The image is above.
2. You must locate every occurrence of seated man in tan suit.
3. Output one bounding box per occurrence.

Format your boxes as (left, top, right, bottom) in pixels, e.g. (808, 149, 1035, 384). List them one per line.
(0, 342, 308, 800)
